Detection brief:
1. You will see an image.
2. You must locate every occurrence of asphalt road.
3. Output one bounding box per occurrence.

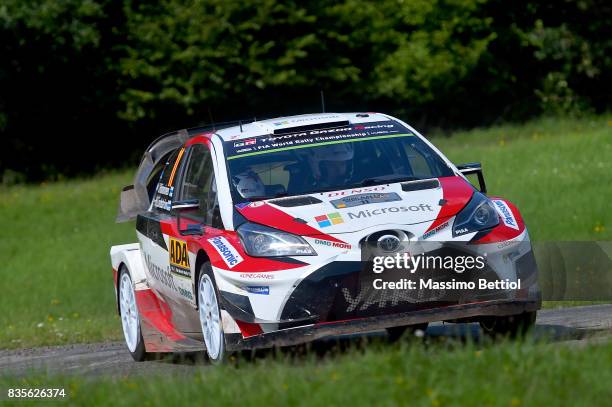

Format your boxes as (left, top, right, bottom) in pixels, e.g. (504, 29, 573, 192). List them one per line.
(1, 304, 611, 378)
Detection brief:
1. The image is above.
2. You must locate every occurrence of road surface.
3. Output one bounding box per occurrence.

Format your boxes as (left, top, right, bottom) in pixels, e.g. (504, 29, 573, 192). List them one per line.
(1, 304, 611, 378)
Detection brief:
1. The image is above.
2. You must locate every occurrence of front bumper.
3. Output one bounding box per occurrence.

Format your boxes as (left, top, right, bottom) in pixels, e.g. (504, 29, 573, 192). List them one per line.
(225, 299, 540, 350)
(217, 238, 540, 325)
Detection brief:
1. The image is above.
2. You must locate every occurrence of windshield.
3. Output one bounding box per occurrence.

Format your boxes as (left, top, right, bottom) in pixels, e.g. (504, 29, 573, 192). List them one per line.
(225, 121, 453, 202)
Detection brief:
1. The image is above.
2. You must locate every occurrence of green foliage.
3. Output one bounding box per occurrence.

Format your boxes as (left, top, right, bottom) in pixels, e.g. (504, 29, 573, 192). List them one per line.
(0, 0, 610, 180)
(117, 0, 494, 121)
(516, 1, 612, 115)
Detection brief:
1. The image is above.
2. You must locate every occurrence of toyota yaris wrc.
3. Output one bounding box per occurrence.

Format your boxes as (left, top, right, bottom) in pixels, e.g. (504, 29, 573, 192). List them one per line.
(110, 113, 541, 362)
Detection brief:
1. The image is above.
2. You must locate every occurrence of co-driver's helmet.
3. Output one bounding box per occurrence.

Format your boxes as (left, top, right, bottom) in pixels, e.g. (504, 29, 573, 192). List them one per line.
(232, 170, 265, 198)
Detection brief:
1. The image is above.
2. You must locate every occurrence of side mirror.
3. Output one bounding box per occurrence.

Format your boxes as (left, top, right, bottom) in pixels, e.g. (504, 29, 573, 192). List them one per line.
(172, 199, 204, 236)
(456, 162, 487, 194)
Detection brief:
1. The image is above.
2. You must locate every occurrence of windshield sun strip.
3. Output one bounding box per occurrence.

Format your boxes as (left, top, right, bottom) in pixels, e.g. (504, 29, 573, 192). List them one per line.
(226, 133, 415, 160)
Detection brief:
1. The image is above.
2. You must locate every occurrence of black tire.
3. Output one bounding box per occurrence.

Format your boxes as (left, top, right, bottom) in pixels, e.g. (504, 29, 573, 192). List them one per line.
(386, 323, 429, 342)
(480, 311, 536, 339)
(118, 266, 148, 361)
(197, 262, 227, 364)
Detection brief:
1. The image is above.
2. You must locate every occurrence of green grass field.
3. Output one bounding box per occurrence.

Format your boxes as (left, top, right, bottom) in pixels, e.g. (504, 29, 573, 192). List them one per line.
(2, 339, 611, 405)
(0, 115, 610, 349)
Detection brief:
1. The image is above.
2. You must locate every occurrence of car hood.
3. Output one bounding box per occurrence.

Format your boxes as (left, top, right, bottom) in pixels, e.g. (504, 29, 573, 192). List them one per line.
(234, 176, 475, 236)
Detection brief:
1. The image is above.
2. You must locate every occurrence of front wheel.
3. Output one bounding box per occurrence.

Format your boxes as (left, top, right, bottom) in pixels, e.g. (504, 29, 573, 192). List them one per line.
(198, 263, 226, 364)
(480, 311, 536, 339)
(118, 267, 147, 361)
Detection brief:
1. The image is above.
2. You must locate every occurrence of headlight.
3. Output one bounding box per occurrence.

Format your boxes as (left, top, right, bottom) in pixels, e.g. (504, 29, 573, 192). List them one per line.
(237, 223, 317, 257)
(452, 192, 499, 237)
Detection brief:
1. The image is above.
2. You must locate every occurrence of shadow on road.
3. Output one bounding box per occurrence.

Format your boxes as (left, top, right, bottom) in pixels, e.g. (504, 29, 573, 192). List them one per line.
(2, 305, 610, 377)
(152, 320, 603, 367)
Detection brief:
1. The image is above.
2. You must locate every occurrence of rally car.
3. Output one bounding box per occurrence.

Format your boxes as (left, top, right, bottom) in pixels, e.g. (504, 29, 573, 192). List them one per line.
(110, 112, 541, 362)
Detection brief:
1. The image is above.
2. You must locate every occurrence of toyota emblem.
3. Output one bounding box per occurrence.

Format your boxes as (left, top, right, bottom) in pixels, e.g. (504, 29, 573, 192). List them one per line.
(377, 235, 401, 252)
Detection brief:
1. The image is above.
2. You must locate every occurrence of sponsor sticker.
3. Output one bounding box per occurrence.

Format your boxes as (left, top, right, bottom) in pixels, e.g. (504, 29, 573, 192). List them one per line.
(153, 197, 172, 211)
(326, 186, 386, 197)
(239, 273, 274, 280)
(274, 115, 341, 127)
(145, 254, 177, 291)
(330, 192, 401, 209)
(347, 204, 434, 220)
(455, 227, 469, 235)
(169, 237, 190, 269)
(233, 138, 257, 147)
(421, 220, 450, 240)
(492, 200, 519, 230)
(314, 238, 352, 250)
(315, 212, 344, 228)
(157, 185, 174, 197)
(244, 286, 270, 295)
(208, 236, 244, 268)
(225, 120, 410, 159)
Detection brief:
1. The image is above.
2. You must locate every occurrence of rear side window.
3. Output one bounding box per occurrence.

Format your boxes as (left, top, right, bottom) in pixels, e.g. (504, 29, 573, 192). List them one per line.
(179, 144, 213, 202)
(176, 144, 222, 227)
(151, 148, 185, 212)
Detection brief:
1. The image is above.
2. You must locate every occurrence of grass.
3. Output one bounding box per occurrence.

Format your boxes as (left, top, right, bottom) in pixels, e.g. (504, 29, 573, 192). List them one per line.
(0, 115, 610, 349)
(0, 171, 134, 348)
(1, 339, 611, 406)
(431, 116, 612, 241)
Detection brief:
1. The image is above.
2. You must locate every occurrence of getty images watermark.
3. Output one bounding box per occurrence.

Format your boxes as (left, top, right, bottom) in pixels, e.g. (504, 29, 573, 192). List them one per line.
(371, 253, 522, 290)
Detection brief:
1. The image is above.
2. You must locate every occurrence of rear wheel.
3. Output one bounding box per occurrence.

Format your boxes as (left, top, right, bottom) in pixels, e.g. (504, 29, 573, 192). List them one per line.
(480, 311, 536, 339)
(119, 267, 147, 361)
(198, 262, 226, 364)
(386, 323, 428, 342)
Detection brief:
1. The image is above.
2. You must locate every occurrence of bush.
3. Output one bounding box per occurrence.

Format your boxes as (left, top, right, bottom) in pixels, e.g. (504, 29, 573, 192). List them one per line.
(0, 0, 610, 180)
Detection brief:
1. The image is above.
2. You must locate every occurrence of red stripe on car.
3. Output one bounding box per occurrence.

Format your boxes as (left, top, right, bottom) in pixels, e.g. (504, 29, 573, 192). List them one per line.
(135, 289, 185, 341)
(236, 202, 347, 243)
(235, 320, 263, 338)
(425, 176, 474, 233)
(472, 198, 525, 243)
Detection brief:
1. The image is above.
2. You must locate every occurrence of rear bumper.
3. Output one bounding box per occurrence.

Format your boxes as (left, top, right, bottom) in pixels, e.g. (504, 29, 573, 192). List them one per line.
(226, 299, 540, 351)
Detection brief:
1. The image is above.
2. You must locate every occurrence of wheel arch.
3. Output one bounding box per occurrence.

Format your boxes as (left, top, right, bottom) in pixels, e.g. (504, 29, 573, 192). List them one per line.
(110, 243, 147, 314)
(115, 262, 128, 315)
(194, 249, 211, 309)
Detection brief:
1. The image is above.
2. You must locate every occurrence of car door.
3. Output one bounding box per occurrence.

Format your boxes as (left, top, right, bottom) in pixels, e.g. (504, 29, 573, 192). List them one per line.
(165, 142, 225, 333)
(166, 142, 219, 302)
(137, 141, 222, 333)
(136, 147, 188, 302)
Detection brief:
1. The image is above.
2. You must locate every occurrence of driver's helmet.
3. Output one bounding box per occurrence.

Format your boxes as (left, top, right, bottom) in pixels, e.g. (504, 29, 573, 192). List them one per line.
(232, 170, 265, 198)
(309, 143, 354, 179)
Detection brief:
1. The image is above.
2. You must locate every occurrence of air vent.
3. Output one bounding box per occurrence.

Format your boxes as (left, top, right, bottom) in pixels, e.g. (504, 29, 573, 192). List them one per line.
(401, 179, 440, 192)
(272, 121, 350, 135)
(269, 196, 322, 207)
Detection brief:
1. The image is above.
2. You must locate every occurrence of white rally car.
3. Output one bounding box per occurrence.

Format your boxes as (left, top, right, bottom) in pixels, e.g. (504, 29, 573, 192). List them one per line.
(111, 112, 541, 362)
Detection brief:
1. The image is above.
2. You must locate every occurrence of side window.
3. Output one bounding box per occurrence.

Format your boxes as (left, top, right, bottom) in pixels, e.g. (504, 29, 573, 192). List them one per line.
(177, 144, 221, 227)
(151, 148, 185, 212)
(180, 144, 213, 202)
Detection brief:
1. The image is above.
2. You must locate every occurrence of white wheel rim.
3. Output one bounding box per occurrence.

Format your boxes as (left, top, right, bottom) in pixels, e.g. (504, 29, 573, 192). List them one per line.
(119, 272, 140, 353)
(198, 274, 222, 360)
